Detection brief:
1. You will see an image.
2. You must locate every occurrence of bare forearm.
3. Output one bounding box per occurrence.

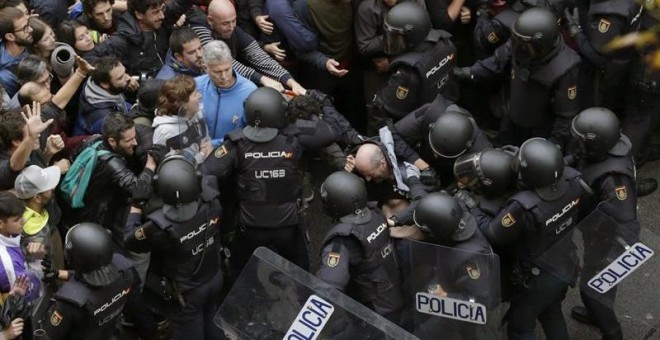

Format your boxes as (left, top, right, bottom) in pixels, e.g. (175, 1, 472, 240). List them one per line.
(52, 71, 86, 109)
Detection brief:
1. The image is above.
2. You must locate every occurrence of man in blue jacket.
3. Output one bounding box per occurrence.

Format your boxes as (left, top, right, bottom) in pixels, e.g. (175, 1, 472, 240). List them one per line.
(156, 27, 205, 80)
(195, 40, 257, 147)
(0, 7, 33, 98)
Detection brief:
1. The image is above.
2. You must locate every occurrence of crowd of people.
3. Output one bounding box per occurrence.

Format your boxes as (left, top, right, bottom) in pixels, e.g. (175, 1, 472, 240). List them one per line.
(0, 0, 657, 338)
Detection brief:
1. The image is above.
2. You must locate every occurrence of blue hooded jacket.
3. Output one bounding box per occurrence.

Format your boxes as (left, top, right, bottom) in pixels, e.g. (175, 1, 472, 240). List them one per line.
(195, 71, 256, 147)
(156, 50, 204, 80)
(0, 41, 29, 98)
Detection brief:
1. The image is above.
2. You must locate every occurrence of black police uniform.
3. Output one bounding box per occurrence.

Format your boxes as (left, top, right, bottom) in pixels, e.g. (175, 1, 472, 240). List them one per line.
(40, 254, 139, 340)
(393, 98, 492, 186)
(473, 167, 585, 339)
(317, 204, 405, 322)
(621, 12, 660, 158)
(203, 123, 334, 273)
(572, 0, 642, 111)
(504, 43, 581, 147)
(574, 136, 639, 339)
(123, 180, 223, 340)
(372, 29, 458, 128)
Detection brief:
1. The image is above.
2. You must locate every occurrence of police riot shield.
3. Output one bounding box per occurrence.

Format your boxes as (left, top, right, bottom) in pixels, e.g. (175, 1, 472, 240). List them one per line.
(398, 239, 504, 340)
(214, 247, 417, 340)
(537, 202, 660, 336)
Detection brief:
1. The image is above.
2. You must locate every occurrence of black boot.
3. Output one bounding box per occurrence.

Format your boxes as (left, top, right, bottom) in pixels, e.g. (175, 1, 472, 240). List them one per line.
(571, 305, 596, 326)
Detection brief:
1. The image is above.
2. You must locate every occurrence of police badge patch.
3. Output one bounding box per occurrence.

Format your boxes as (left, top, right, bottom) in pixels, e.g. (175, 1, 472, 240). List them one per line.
(501, 212, 516, 228)
(466, 264, 481, 279)
(214, 145, 228, 158)
(487, 32, 499, 44)
(50, 310, 63, 326)
(396, 86, 409, 100)
(327, 252, 341, 267)
(568, 86, 577, 100)
(615, 186, 627, 200)
(135, 227, 146, 240)
(598, 19, 611, 33)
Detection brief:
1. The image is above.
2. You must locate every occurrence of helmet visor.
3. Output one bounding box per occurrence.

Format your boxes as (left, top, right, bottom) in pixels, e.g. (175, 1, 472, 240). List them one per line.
(383, 21, 407, 55)
(453, 152, 483, 190)
(512, 33, 536, 65)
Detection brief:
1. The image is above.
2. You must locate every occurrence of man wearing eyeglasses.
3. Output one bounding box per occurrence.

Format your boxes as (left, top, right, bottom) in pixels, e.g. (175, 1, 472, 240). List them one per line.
(85, 0, 193, 78)
(0, 7, 33, 98)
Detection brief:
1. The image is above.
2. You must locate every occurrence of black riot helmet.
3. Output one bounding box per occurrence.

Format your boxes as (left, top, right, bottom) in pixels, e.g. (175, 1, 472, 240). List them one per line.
(243, 87, 288, 142)
(154, 154, 201, 222)
(571, 107, 621, 161)
(454, 149, 515, 197)
(65, 222, 118, 287)
(413, 192, 477, 242)
(511, 8, 560, 66)
(428, 105, 475, 159)
(513, 138, 564, 191)
(383, 2, 431, 55)
(320, 171, 370, 224)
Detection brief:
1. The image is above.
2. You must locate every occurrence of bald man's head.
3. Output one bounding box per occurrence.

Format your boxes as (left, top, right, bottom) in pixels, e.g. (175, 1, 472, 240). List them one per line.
(207, 0, 236, 39)
(18, 81, 51, 107)
(354, 143, 390, 182)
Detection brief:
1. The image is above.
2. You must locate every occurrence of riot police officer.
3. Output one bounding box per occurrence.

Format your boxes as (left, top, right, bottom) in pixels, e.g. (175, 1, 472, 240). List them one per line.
(459, 8, 581, 148)
(202, 87, 334, 273)
(564, 0, 642, 111)
(316, 171, 405, 323)
(392, 99, 493, 187)
(453, 148, 518, 300)
(40, 223, 140, 339)
(408, 192, 497, 339)
(472, 138, 587, 339)
(123, 155, 223, 340)
(371, 2, 459, 129)
(567, 108, 640, 340)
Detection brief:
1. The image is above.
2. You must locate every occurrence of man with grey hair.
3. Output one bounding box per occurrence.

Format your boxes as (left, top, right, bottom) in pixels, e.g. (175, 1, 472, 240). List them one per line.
(195, 40, 257, 147)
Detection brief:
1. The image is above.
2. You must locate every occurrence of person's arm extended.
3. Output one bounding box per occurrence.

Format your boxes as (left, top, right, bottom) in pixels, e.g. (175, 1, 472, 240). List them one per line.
(51, 56, 94, 110)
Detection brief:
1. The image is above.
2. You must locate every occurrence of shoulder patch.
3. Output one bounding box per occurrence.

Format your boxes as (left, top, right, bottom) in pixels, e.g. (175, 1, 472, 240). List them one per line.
(466, 264, 481, 279)
(487, 32, 499, 44)
(327, 252, 341, 268)
(396, 86, 409, 100)
(214, 145, 228, 158)
(50, 310, 63, 326)
(598, 18, 611, 33)
(134, 227, 146, 240)
(568, 86, 577, 100)
(501, 212, 516, 228)
(615, 185, 627, 200)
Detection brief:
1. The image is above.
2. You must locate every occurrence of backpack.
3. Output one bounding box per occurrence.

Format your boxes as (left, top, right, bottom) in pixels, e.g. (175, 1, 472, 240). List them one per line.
(59, 140, 111, 208)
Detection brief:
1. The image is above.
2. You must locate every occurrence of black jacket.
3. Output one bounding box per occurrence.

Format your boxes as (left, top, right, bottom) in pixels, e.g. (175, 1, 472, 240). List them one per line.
(85, 0, 192, 76)
(61, 141, 154, 239)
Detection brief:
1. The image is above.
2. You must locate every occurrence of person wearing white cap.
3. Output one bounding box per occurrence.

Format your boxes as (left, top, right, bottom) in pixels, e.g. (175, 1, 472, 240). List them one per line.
(14, 165, 66, 284)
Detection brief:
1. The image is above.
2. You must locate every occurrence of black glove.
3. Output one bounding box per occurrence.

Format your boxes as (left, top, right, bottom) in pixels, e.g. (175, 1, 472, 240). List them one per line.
(476, 0, 490, 18)
(564, 8, 582, 37)
(420, 168, 440, 189)
(42, 255, 57, 285)
(148, 144, 169, 165)
(453, 67, 474, 81)
(455, 190, 479, 210)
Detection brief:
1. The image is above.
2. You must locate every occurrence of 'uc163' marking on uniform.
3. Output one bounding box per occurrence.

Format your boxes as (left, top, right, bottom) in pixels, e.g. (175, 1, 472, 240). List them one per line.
(416, 292, 487, 325)
(587, 242, 654, 294)
(284, 294, 335, 340)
